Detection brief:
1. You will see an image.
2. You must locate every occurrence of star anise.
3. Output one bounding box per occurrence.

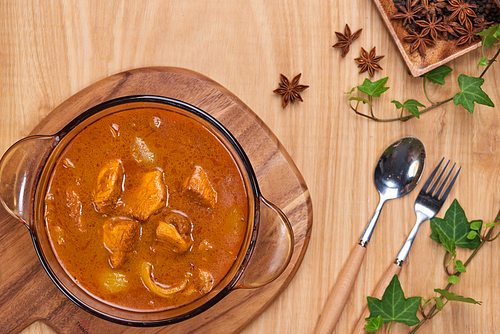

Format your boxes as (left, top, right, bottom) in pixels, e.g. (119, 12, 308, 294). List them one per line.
(416, 0, 447, 17)
(426, 0, 447, 16)
(440, 14, 461, 39)
(455, 21, 481, 45)
(416, 14, 444, 40)
(354, 47, 384, 77)
(391, 0, 423, 27)
(473, 15, 494, 33)
(403, 30, 436, 56)
(333, 24, 362, 58)
(446, 0, 477, 27)
(273, 74, 309, 108)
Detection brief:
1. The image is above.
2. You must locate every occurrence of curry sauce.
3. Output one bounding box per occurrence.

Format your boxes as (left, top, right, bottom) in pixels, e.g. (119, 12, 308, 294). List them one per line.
(44, 107, 248, 311)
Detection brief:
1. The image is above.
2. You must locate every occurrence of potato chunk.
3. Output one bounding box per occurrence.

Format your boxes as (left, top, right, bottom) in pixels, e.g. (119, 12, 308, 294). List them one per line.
(92, 159, 124, 213)
(182, 166, 217, 207)
(124, 170, 167, 221)
(103, 218, 139, 268)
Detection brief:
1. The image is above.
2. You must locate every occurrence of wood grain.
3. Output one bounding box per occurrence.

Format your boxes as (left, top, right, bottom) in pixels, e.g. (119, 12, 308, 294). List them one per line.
(1, 1, 500, 333)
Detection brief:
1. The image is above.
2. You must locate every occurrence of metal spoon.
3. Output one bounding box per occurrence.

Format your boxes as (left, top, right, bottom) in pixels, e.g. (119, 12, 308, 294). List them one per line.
(314, 137, 425, 334)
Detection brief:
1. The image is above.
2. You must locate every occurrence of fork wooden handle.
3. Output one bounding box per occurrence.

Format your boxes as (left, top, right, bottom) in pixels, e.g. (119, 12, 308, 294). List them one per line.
(314, 244, 367, 334)
(350, 262, 402, 334)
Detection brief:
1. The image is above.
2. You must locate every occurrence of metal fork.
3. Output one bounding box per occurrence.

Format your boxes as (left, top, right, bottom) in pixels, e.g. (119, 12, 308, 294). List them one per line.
(351, 158, 461, 334)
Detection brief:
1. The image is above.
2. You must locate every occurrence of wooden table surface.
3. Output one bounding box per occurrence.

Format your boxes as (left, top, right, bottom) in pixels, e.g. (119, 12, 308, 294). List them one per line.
(1, 1, 499, 333)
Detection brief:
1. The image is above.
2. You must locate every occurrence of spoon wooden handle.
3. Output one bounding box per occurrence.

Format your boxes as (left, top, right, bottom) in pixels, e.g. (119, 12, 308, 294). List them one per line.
(350, 262, 402, 334)
(314, 243, 367, 334)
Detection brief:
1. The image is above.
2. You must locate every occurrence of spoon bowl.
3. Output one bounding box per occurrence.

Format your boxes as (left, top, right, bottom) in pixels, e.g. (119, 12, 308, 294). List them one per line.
(314, 136, 425, 334)
(360, 137, 425, 245)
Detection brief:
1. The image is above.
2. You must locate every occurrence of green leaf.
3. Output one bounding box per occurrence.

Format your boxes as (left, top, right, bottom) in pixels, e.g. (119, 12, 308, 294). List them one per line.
(455, 260, 466, 273)
(430, 199, 481, 250)
(477, 57, 488, 69)
(345, 86, 357, 95)
(435, 297, 445, 310)
(435, 227, 456, 256)
(447, 275, 460, 284)
(367, 275, 421, 326)
(467, 231, 477, 240)
(420, 66, 453, 85)
(453, 75, 495, 114)
(486, 221, 500, 228)
(357, 77, 390, 98)
(391, 99, 425, 118)
(477, 24, 500, 48)
(470, 220, 482, 232)
(349, 96, 374, 107)
(365, 316, 383, 332)
(435, 289, 482, 305)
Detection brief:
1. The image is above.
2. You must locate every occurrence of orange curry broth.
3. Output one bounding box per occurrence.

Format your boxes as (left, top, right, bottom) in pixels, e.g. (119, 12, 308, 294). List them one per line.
(44, 107, 249, 311)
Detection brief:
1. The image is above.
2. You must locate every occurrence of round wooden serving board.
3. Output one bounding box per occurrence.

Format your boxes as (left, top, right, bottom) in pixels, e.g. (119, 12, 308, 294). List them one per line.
(0, 67, 312, 334)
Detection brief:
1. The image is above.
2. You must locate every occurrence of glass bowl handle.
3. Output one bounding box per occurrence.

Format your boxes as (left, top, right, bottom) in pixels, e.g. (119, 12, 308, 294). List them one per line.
(0, 136, 57, 226)
(236, 196, 294, 289)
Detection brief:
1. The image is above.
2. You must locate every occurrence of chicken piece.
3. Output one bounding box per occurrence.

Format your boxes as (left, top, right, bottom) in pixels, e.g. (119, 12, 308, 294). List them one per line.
(102, 218, 139, 268)
(66, 189, 85, 232)
(155, 222, 193, 254)
(92, 159, 124, 213)
(124, 169, 167, 221)
(182, 166, 217, 207)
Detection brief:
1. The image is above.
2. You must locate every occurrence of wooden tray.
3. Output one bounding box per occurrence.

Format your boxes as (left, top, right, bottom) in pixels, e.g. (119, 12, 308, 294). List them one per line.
(373, 0, 481, 77)
(0, 67, 313, 334)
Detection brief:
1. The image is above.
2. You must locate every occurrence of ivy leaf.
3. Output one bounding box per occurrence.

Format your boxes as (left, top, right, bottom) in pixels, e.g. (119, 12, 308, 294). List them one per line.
(349, 96, 374, 107)
(391, 99, 426, 118)
(365, 316, 383, 332)
(470, 220, 482, 232)
(345, 86, 357, 95)
(453, 75, 494, 114)
(455, 260, 466, 273)
(434, 289, 482, 305)
(467, 231, 477, 240)
(447, 275, 460, 284)
(357, 77, 390, 98)
(477, 57, 488, 69)
(477, 24, 500, 48)
(435, 227, 456, 256)
(420, 66, 453, 85)
(367, 275, 421, 326)
(486, 221, 500, 228)
(430, 199, 481, 250)
(435, 297, 445, 310)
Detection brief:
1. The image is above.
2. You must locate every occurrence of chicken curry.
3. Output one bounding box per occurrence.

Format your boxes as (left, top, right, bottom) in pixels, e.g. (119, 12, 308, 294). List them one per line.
(44, 107, 249, 311)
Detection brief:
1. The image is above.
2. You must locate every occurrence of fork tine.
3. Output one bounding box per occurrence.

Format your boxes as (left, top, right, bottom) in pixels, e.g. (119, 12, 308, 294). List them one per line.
(434, 162, 456, 198)
(439, 166, 461, 201)
(420, 157, 444, 192)
(428, 159, 450, 194)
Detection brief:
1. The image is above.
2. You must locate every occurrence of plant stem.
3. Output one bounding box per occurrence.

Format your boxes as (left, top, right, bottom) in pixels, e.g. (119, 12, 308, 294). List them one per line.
(423, 77, 437, 105)
(353, 45, 499, 122)
(409, 209, 500, 334)
(351, 98, 453, 122)
(479, 47, 500, 79)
